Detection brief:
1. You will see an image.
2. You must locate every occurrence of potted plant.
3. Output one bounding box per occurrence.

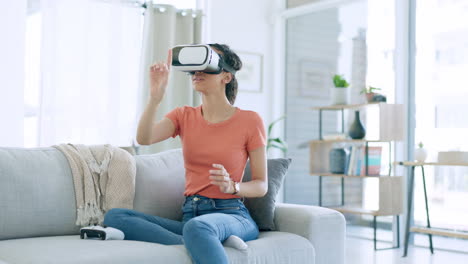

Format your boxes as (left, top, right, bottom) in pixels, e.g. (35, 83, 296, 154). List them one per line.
(360, 86, 384, 103)
(332, 74, 350, 105)
(267, 116, 288, 156)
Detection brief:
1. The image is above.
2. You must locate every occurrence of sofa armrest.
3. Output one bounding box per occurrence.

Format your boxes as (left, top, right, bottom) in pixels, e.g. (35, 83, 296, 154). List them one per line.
(274, 203, 345, 264)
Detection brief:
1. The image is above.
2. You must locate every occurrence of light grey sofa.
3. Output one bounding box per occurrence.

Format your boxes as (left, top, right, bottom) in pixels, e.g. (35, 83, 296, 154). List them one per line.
(0, 147, 345, 264)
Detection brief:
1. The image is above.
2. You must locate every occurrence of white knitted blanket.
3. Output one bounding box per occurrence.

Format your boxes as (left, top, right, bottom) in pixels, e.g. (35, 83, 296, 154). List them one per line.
(53, 143, 136, 227)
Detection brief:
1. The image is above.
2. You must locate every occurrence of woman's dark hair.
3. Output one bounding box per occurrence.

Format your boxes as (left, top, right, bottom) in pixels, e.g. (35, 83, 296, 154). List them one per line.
(208, 43, 242, 105)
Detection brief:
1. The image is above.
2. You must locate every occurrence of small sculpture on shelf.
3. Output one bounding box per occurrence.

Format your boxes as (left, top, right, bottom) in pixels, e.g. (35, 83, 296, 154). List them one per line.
(414, 142, 428, 162)
(348, 110, 366, 139)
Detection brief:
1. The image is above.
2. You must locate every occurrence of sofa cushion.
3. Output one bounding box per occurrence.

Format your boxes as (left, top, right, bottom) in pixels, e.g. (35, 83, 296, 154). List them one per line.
(242, 158, 292, 231)
(0, 232, 314, 264)
(0, 147, 80, 241)
(133, 149, 185, 221)
(0, 235, 192, 264)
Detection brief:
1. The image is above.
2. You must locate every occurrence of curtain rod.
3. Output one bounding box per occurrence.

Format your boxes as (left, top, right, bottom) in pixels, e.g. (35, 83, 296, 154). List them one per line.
(140, 2, 199, 11)
(139, 2, 203, 17)
(94, 1, 199, 12)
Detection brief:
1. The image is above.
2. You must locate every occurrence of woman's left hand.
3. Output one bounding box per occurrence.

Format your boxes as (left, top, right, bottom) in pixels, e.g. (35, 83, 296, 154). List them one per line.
(209, 164, 234, 194)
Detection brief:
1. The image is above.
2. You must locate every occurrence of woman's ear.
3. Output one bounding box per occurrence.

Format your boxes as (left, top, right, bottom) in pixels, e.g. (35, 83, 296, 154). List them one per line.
(223, 73, 233, 84)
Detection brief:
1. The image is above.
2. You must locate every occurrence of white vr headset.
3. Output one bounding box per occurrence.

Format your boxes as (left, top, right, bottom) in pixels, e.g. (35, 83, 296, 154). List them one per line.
(171, 44, 236, 75)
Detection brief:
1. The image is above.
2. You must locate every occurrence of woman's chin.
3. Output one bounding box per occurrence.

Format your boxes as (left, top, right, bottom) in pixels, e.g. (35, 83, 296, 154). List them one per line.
(193, 84, 205, 92)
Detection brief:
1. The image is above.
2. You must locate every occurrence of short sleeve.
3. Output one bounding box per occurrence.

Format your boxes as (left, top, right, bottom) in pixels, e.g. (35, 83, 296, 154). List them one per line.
(246, 112, 267, 151)
(165, 107, 183, 138)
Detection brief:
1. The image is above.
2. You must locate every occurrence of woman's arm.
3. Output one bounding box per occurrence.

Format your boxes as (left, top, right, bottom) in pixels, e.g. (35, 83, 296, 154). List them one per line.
(136, 49, 175, 145)
(136, 100, 175, 145)
(237, 146, 268, 197)
(209, 146, 268, 198)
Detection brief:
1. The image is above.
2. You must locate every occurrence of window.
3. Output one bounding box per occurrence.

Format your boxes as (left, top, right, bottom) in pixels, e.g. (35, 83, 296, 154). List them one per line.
(24, 11, 41, 148)
(24, 1, 145, 147)
(414, 0, 468, 234)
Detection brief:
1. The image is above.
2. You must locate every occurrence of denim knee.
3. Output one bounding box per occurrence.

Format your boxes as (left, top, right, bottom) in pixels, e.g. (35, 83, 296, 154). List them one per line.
(103, 208, 129, 228)
(183, 218, 216, 240)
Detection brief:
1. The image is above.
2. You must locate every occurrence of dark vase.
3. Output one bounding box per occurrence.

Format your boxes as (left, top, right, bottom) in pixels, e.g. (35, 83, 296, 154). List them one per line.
(348, 111, 366, 139)
(329, 148, 347, 174)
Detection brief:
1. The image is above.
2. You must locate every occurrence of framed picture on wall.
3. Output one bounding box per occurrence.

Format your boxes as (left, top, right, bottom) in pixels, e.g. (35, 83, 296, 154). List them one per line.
(236, 51, 263, 93)
(299, 60, 333, 98)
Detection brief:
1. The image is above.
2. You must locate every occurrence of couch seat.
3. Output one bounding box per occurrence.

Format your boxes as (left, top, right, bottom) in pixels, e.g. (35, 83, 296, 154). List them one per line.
(0, 231, 315, 264)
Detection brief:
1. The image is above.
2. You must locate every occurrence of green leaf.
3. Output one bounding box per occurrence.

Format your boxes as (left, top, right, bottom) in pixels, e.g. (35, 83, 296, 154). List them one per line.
(267, 116, 285, 137)
(333, 74, 349, 88)
(361, 86, 382, 94)
(269, 142, 288, 154)
(269, 137, 283, 144)
(269, 140, 288, 151)
(266, 116, 288, 155)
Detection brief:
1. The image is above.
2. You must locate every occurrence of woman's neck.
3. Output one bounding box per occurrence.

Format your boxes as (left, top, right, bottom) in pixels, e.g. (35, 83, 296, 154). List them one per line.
(201, 94, 235, 123)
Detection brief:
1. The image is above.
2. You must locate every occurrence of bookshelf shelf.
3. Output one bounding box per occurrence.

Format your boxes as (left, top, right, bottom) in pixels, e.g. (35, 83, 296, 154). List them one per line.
(309, 173, 381, 178)
(328, 205, 396, 216)
(396, 161, 468, 167)
(410, 227, 468, 239)
(310, 102, 404, 251)
(310, 139, 392, 144)
(309, 140, 391, 176)
(311, 102, 381, 110)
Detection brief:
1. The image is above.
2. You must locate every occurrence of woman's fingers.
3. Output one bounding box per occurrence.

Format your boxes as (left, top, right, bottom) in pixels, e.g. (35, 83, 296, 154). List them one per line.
(209, 169, 226, 175)
(166, 49, 172, 69)
(209, 164, 232, 191)
(150, 62, 169, 73)
(209, 175, 229, 181)
(212, 164, 227, 173)
(209, 176, 230, 186)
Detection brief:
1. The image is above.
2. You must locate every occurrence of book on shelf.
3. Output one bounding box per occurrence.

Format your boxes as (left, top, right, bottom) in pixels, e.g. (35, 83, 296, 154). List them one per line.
(346, 146, 382, 176)
(345, 146, 355, 175)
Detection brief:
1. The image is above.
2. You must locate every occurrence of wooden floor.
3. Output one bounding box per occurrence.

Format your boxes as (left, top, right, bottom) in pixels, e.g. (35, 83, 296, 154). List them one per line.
(346, 237, 468, 264)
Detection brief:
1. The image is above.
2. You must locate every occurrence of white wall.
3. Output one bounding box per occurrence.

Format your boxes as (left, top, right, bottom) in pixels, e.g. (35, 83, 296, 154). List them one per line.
(205, 0, 279, 129)
(205, 0, 287, 201)
(0, 1, 27, 147)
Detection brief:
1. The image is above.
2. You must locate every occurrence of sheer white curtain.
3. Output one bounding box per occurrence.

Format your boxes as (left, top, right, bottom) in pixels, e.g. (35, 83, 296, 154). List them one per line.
(38, 0, 143, 147)
(137, 3, 202, 154)
(0, 1, 27, 147)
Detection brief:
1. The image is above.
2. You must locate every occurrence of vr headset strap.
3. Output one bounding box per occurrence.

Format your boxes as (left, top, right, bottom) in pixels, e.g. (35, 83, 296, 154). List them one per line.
(219, 59, 236, 75)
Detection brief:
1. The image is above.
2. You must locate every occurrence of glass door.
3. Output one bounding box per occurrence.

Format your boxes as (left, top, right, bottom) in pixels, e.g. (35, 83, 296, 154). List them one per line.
(413, 0, 468, 251)
(284, 0, 398, 240)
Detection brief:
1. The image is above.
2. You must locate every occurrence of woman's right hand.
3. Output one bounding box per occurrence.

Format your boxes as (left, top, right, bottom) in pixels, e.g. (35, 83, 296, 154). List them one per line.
(149, 49, 172, 103)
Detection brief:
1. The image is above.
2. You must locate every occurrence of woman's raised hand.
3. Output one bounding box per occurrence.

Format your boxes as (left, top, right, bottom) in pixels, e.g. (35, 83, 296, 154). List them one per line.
(149, 49, 172, 104)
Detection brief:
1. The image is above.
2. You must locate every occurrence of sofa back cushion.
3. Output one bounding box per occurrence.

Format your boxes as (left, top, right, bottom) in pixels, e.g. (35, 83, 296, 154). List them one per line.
(243, 158, 291, 231)
(133, 149, 186, 220)
(0, 147, 186, 241)
(0, 147, 80, 240)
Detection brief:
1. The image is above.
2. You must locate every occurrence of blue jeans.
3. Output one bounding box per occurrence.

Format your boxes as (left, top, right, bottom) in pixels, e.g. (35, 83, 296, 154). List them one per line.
(103, 195, 259, 264)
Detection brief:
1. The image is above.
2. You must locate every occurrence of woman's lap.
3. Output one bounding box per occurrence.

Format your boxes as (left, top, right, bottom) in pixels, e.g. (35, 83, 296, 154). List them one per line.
(103, 196, 258, 244)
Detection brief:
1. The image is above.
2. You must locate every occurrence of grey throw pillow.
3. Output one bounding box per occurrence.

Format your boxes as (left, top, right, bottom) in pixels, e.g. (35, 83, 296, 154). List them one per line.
(242, 158, 292, 231)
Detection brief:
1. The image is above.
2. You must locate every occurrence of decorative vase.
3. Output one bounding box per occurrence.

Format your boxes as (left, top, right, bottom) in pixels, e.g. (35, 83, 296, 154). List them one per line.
(329, 148, 347, 174)
(414, 147, 428, 162)
(348, 111, 366, 139)
(332, 87, 349, 105)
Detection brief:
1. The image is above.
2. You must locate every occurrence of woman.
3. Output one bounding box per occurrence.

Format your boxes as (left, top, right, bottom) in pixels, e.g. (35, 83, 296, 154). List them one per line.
(103, 43, 267, 264)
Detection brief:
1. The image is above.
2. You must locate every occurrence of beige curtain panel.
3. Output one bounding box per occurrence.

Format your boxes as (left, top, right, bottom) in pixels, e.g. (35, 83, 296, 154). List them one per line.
(138, 3, 203, 154)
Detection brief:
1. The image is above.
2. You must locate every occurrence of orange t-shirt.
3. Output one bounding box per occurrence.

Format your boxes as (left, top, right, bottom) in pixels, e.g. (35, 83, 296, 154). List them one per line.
(165, 105, 266, 199)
